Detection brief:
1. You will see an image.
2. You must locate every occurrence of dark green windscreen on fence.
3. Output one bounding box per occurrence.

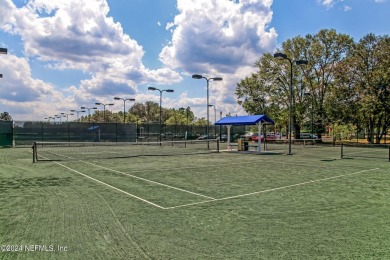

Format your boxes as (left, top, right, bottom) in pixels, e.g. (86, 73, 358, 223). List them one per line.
(13, 121, 249, 147)
(0, 121, 13, 146)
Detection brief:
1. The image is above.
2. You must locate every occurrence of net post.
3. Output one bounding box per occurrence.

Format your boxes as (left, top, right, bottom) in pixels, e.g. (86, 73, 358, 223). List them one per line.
(388, 146, 389, 162)
(32, 142, 37, 163)
(341, 143, 344, 159)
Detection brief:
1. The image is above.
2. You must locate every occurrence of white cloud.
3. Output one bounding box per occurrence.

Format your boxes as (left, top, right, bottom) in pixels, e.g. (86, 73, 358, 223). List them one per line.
(317, 0, 337, 8)
(160, 0, 277, 74)
(0, 0, 277, 120)
(0, 54, 76, 120)
(344, 5, 352, 11)
(160, 0, 277, 118)
(0, 0, 181, 100)
(317, 0, 349, 8)
(374, 0, 386, 3)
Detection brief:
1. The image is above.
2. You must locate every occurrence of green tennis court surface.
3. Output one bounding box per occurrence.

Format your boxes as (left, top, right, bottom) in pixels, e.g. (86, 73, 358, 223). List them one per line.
(1, 145, 389, 259)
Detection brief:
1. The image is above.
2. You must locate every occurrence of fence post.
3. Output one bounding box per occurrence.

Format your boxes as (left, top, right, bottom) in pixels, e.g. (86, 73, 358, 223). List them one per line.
(341, 143, 344, 159)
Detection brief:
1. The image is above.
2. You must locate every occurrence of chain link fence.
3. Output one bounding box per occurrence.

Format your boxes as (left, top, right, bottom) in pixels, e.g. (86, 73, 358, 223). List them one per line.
(12, 121, 250, 147)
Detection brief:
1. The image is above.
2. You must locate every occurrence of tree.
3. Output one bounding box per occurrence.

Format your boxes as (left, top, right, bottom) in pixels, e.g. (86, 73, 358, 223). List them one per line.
(128, 102, 160, 123)
(301, 29, 353, 138)
(334, 34, 390, 143)
(236, 29, 354, 139)
(0, 112, 12, 121)
(165, 107, 195, 125)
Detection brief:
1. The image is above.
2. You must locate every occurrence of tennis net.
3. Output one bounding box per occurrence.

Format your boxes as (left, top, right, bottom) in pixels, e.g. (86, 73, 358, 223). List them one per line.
(32, 139, 220, 162)
(341, 143, 390, 161)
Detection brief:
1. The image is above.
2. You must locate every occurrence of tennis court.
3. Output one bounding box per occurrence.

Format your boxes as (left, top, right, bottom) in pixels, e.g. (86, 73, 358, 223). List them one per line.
(1, 142, 389, 259)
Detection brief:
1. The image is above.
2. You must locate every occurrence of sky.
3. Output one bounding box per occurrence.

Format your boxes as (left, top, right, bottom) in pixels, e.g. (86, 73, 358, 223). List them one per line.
(0, 0, 388, 121)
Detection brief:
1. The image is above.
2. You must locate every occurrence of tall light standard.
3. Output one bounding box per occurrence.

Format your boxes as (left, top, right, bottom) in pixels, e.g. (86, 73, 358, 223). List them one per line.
(70, 109, 85, 122)
(192, 74, 223, 148)
(44, 117, 53, 123)
(114, 97, 135, 123)
(208, 104, 217, 137)
(61, 112, 74, 122)
(0, 48, 7, 79)
(274, 53, 308, 155)
(81, 106, 97, 122)
(148, 87, 174, 143)
(54, 114, 65, 124)
(304, 92, 314, 140)
(95, 103, 114, 122)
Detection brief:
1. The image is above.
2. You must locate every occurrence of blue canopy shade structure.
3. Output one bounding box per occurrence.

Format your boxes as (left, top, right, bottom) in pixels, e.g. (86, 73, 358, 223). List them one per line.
(215, 115, 274, 153)
(215, 114, 274, 126)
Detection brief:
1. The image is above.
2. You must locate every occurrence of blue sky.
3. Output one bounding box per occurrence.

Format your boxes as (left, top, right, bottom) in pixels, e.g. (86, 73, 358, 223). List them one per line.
(0, 0, 388, 121)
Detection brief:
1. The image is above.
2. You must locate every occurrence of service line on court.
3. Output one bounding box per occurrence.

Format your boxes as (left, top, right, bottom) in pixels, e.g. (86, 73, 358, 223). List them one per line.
(163, 167, 380, 210)
(80, 160, 216, 200)
(45, 151, 215, 200)
(39, 155, 166, 209)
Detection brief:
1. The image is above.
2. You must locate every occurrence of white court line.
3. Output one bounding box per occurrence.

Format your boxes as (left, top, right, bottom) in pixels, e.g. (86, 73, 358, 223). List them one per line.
(164, 167, 380, 210)
(45, 151, 215, 199)
(46, 151, 215, 199)
(81, 160, 216, 200)
(39, 154, 166, 209)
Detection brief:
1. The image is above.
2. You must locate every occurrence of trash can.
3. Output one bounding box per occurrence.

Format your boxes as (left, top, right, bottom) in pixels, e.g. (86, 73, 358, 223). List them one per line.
(244, 141, 249, 151)
(237, 138, 244, 151)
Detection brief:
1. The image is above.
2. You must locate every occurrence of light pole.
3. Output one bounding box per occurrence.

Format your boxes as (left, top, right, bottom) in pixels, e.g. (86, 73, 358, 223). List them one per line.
(304, 92, 314, 140)
(114, 97, 135, 123)
(44, 117, 53, 123)
(54, 114, 65, 124)
(0, 48, 7, 79)
(81, 107, 97, 122)
(61, 112, 74, 122)
(274, 53, 308, 155)
(208, 104, 217, 137)
(70, 109, 85, 122)
(148, 87, 174, 143)
(192, 74, 223, 148)
(95, 103, 114, 122)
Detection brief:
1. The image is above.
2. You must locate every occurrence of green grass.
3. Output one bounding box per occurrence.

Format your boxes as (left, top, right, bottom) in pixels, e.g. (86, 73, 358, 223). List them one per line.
(0, 145, 389, 259)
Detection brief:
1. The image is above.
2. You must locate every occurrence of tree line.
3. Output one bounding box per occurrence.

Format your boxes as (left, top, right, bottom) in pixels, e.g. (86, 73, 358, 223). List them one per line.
(236, 29, 389, 144)
(79, 101, 209, 126)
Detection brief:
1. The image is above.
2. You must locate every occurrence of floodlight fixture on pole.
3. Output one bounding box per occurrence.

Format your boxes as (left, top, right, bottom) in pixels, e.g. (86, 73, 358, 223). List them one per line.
(114, 97, 135, 123)
(0, 74, 2, 78)
(95, 102, 114, 122)
(61, 112, 74, 122)
(54, 114, 65, 124)
(148, 87, 174, 143)
(81, 106, 97, 122)
(192, 74, 223, 148)
(70, 109, 85, 122)
(273, 52, 308, 155)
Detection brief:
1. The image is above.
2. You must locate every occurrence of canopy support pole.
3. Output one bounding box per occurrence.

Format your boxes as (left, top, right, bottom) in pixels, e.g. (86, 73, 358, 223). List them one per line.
(227, 125, 232, 150)
(257, 122, 262, 153)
